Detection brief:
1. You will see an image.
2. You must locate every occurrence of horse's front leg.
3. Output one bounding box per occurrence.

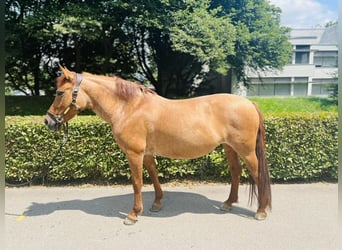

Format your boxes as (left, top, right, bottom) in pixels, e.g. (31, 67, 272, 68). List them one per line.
(124, 151, 144, 225)
(143, 155, 163, 212)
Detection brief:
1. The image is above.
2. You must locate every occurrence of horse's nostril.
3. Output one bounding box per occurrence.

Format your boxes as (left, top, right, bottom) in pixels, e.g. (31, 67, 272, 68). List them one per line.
(44, 118, 48, 125)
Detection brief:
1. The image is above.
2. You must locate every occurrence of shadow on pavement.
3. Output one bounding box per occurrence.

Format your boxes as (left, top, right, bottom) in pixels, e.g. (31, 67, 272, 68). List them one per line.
(23, 190, 256, 220)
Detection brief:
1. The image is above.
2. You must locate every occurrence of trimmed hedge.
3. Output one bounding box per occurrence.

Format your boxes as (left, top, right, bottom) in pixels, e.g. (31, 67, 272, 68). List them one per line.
(5, 113, 337, 184)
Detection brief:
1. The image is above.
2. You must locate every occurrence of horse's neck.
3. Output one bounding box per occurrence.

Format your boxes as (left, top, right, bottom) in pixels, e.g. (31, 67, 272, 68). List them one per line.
(83, 77, 143, 124)
(82, 78, 123, 123)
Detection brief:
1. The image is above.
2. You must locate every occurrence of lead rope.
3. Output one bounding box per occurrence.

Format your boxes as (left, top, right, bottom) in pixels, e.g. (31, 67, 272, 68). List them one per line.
(5, 122, 69, 187)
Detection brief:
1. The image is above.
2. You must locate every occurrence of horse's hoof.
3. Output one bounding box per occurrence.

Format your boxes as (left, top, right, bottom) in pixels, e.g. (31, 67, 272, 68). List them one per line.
(123, 216, 138, 225)
(150, 203, 162, 212)
(220, 203, 232, 212)
(255, 212, 267, 220)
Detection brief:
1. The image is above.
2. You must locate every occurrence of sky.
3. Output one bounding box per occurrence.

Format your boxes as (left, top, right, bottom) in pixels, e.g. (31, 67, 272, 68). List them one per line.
(269, 0, 339, 28)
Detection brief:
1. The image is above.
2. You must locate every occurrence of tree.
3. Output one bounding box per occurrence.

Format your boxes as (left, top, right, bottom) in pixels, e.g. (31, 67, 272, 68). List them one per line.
(118, 0, 236, 96)
(113, 0, 291, 96)
(210, 0, 292, 82)
(5, 0, 50, 95)
(5, 0, 138, 95)
(5, 0, 292, 97)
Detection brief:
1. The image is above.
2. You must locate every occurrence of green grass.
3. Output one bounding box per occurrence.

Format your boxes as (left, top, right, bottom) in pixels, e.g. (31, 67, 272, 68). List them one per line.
(5, 95, 337, 116)
(249, 97, 337, 113)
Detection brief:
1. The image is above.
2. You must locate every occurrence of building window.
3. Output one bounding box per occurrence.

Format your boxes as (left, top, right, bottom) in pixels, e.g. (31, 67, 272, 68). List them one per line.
(296, 45, 310, 50)
(314, 51, 338, 67)
(275, 84, 291, 96)
(294, 84, 308, 96)
(312, 84, 330, 95)
(311, 78, 338, 96)
(293, 77, 308, 96)
(295, 52, 309, 64)
(247, 78, 291, 96)
(260, 84, 274, 96)
(294, 45, 310, 64)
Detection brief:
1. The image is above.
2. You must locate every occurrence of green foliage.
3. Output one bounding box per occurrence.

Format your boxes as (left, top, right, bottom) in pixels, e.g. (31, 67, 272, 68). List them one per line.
(5, 0, 138, 96)
(5, 96, 53, 116)
(170, 0, 236, 74)
(328, 84, 338, 105)
(5, 114, 337, 184)
(210, 0, 292, 81)
(6, 0, 292, 97)
(5, 96, 94, 116)
(265, 113, 338, 181)
(249, 97, 338, 113)
(5, 96, 337, 116)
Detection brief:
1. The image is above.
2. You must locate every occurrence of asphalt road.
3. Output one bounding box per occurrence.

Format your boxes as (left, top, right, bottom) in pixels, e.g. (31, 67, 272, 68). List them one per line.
(5, 183, 338, 250)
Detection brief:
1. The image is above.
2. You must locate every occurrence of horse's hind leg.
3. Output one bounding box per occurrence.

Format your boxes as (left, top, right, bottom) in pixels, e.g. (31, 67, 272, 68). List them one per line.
(143, 155, 163, 212)
(221, 144, 242, 211)
(242, 152, 268, 220)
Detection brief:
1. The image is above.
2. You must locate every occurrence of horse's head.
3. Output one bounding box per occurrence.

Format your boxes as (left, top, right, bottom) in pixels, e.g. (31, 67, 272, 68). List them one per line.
(44, 65, 84, 131)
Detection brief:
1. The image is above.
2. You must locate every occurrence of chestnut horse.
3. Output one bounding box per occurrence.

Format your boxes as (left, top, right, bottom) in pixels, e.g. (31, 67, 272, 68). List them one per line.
(45, 66, 271, 225)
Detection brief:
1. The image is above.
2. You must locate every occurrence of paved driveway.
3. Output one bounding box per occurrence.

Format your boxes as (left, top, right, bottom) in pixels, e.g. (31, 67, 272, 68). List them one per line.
(5, 183, 338, 250)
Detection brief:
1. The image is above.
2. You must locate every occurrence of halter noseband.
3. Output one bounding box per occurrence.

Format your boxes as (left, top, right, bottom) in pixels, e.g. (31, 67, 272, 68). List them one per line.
(47, 73, 83, 127)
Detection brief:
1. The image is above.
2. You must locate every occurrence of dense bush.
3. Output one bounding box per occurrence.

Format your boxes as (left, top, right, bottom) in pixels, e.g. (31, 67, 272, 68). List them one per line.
(5, 113, 337, 184)
(265, 113, 337, 181)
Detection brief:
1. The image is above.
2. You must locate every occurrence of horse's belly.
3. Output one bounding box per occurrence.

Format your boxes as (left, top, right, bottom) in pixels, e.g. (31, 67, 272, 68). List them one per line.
(154, 145, 217, 159)
(147, 135, 221, 159)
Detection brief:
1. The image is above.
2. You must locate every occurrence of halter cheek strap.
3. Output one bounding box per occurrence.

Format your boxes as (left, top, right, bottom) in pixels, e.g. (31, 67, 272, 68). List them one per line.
(47, 73, 83, 126)
(72, 73, 83, 109)
(64, 73, 83, 114)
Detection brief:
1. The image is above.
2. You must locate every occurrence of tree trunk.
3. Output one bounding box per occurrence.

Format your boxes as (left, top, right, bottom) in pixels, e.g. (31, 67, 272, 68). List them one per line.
(75, 38, 81, 72)
(32, 66, 40, 96)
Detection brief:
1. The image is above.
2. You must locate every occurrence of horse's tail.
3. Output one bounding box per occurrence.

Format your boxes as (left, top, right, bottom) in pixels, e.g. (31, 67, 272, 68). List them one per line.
(251, 102, 272, 210)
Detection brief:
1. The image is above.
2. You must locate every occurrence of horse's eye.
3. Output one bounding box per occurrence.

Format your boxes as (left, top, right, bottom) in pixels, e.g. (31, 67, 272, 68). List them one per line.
(56, 90, 65, 97)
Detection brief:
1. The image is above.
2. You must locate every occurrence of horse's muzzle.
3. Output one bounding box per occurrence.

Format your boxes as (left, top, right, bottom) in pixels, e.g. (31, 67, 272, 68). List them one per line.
(44, 114, 62, 131)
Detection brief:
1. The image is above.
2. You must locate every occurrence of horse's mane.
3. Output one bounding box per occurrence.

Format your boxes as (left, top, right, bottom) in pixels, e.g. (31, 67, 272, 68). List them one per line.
(115, 77, 156, 100)
(82, 72, 156, 100)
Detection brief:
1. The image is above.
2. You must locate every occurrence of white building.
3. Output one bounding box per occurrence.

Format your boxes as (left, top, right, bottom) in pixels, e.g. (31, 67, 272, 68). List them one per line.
(242, 24, 338, 97)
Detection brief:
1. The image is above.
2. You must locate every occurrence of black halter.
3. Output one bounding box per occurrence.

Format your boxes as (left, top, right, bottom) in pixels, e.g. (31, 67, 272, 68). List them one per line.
(47, 73, 83, 128)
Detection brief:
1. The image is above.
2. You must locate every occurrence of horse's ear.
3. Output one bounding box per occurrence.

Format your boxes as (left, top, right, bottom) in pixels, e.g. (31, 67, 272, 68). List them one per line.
(58, 64, 73, 80)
